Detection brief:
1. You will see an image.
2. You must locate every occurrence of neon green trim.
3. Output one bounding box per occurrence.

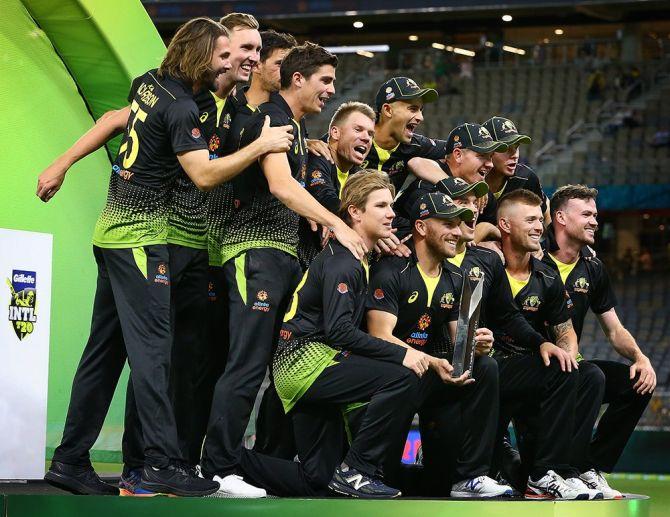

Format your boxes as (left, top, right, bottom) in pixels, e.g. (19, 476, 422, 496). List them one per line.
(417, 263, 440, 307)
(221, 241, 297, 266)
(337, 166, 349, 197)
(505, 270, 530, 299)
(166, 237, 207, 249)
(372, 140, 400, 170)
(131, 247, 148, 279)
(548, 253, 580, 285)
(234, 253, 247, 305)
(212, 92, 226, 126)
(448, 250, 466, 268)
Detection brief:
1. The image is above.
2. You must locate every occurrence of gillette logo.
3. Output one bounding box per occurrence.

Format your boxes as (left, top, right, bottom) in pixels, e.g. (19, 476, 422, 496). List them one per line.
(13, 273, 35, 285)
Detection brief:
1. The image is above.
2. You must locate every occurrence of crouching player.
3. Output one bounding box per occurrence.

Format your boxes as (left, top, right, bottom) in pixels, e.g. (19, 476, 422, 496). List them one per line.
(236, 170, 433, 498)
(366, 192, 514, 498)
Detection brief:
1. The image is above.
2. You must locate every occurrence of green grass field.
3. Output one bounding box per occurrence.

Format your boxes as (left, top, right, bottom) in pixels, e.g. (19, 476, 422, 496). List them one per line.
(610, 475, 670, 517)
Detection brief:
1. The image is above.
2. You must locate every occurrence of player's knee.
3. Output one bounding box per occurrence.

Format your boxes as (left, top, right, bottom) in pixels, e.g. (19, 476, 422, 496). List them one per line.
(580, 363, 606, 395)
(473, 354, 498, 383)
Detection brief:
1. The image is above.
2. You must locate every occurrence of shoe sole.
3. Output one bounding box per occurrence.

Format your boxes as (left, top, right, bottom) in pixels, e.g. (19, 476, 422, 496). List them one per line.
(451, 490, 514, 498)
(328, 481, 401, 499)
(207, 491, 267, 499)
(45, 471, 118, 496)
(119, 488, 165, 498)
(139, 481, 218, 497)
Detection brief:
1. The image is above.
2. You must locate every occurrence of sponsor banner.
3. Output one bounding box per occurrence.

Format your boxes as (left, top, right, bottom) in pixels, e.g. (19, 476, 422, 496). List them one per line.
(0, 228, 52, 479)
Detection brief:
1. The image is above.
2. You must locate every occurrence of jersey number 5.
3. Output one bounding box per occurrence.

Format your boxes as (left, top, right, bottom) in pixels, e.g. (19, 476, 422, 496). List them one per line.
(119, 100, 148, 169)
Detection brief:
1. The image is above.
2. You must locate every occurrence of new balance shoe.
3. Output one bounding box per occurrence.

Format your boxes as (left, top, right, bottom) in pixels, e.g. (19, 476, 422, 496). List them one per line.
(328, 464, 401, 499)
(139, 464, 219, 497)
(209, 474, 267, 498)
(44, 461, 119, 496)
(451, 475, 514, 498)
(119, 468, 155, 497)
(564, 477, 604, 500)
(579, 469, 623, 499)
(525, 470, 590, 500)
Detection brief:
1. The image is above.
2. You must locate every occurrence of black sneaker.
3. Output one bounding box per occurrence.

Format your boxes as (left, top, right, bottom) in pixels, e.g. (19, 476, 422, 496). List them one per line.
(44, 461, 119, 496)
(328, 464, 401, 499)
(139, 464, 219, 497)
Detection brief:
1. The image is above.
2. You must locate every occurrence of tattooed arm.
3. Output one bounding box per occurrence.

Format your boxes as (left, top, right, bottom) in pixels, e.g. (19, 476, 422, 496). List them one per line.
(551, 319, 579, 359)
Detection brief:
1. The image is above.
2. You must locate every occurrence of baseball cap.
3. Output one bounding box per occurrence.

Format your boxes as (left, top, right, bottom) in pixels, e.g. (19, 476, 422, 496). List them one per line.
(437, 176, 489, 199)
(446, 123, 508, 154)
(482, 116, 532, 146)
(410, 192, 474, 223)
(375, 77, 438, 113)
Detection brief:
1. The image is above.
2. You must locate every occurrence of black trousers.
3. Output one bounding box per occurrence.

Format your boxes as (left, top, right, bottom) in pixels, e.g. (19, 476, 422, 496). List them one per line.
(201, 248, 302, 477)
(581, 359, 652, 472)
(494, 353, 579, 480)
(238, 353, 419, 496)
(53, 245, 180, 468)
(416, 355, 499, 484)
(122, 245, 209, 469)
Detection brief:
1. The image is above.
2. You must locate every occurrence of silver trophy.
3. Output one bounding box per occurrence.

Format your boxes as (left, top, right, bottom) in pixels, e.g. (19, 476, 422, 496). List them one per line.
(451, 276, 484, 378)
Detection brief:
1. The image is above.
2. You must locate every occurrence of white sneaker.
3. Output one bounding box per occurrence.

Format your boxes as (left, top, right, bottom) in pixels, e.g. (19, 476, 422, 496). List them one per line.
(580, 469, 623, 500)
(451, 475, 514, 498)
(525, 470, 590, 500)
(564, 477, 604, 500)
(209, 474, 267, 498)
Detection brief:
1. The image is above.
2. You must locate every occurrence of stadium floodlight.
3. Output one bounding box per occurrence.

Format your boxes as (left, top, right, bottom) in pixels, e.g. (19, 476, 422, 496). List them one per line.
(453, 47, 476, 57)
(325, 45, 390, 54)
(502, 45, 526, 55)
(353, 20, 364, 29)
(356, 50, 374, 58)
(409, 35, 419, 41)
(345, 10, 358, 16)
(502, 14, 513, 22)
(432, 42, 446, 50)
(484, 41, 495, 48)
(555, 28, 564, 35)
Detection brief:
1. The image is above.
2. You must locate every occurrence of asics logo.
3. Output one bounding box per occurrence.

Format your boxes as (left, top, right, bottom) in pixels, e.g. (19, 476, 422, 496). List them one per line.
(345, 474, 370, 490)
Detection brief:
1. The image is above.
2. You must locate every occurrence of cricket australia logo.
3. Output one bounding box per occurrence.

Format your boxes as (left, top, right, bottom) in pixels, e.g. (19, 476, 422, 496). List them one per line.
(468, 266, 484, 281)
(501, 120, 517, 133)
(7, 270, 37, 340)
(522, 295, 541, 312)
(573, 277, 590, 293)
(440, 292, 455, 309)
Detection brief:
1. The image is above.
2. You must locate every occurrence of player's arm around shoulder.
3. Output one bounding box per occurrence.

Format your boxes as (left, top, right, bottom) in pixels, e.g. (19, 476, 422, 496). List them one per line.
(178, 115, 294, 191)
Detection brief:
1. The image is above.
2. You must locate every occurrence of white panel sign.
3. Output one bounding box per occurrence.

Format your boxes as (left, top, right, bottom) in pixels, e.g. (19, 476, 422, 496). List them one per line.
(0, 228, 52, 480)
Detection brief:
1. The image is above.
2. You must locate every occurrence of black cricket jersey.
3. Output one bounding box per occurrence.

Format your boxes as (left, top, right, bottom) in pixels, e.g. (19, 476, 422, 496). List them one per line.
(542, 231, 617, 342)
(219, 92, 309, 265)
(492, 257, 571, 356)
(449, 246, 547, 351)
(306, 153, 361, 214)
(490, 163, 548, 215)
(93, 70, 207, 248)
(273, 241, 406, 412)
(361, 133, 447, 191)
(205, 86, 251, 265)
(366, 252, 462, 356)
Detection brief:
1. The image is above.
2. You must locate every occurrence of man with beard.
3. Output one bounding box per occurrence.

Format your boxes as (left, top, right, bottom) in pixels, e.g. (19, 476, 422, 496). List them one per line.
(494, 190, 600, 500)
(482, 116, 549, 224)
(37, 17, 294, 496)
(542, 184, 656, 498)
(200, 42, 368, 498)
(366, 192, 513, 498)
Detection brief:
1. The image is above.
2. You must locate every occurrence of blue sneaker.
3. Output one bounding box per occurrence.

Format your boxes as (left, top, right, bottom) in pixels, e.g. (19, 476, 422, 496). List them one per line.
(328, 464, 401, 499)
(119, 468, 155, 497)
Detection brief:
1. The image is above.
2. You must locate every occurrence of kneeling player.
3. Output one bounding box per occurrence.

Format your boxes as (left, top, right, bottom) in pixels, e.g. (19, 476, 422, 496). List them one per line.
(237, 170, 431, 498)
(543, 185, 656, 498)
(494, 190, 602, 500)
(366, 192, 513, 498)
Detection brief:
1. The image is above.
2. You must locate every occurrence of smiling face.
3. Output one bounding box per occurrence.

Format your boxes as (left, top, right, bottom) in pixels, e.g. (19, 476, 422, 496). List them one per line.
(254, 47, 291, 93)
(331, 111, 375, 166)
(382, 99, 424, 144)
(453, 147, 494, 183)
(357, 188, 395, 241)
(452, 193, 479, 243)
(207, 35, 232, 91)
(492, 143, 521, 177)
(503, 202, 544, 252)
(227, 27, 262, 83)
(297, 64, 336, 114)
(418, 217, 463, 259)
(559, 197, 598, 246)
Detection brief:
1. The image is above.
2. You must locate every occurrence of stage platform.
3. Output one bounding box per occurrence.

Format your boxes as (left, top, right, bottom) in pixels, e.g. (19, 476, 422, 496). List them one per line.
(0, 482, 650, 517)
